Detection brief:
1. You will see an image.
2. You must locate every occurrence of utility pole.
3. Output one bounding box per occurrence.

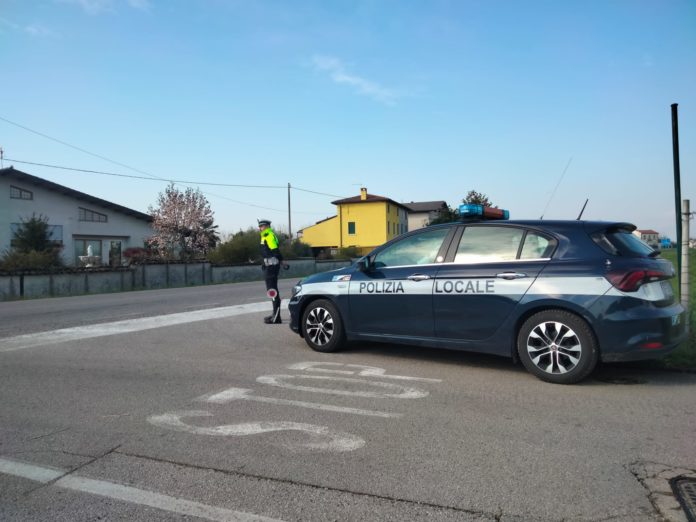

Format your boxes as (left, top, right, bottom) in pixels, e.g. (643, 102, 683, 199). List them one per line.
(287, 183, 292, 238)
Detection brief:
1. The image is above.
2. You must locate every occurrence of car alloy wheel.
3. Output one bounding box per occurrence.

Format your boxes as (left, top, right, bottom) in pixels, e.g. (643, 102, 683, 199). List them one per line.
(301, 299, 345, 353)
(306, 306, 334, 346)
(517, 310, 598, 384)
(526, 321, 582, 374)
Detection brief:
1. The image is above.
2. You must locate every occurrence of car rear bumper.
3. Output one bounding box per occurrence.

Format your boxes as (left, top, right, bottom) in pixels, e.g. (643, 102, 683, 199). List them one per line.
(597, 303, 687, 362)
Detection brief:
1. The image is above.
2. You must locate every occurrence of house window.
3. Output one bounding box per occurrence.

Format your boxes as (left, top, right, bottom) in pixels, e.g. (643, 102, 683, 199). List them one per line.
(79, 207, 108, 222)
(348, 222, 356, 235)
(10, 185, 33, 200)
(48, 225, 63, 242)
(9, 223, 63, 247)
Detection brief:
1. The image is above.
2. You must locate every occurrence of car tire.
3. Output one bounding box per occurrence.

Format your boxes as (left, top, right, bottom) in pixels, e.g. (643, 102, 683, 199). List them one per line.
(301, 299, 345, 353)
(517, 310, 598, 384)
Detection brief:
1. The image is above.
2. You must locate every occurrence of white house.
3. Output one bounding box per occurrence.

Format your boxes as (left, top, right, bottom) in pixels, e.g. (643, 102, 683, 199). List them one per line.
(633, 229, 660, 249)
(403, 201, 448, 231)
(1, 167, 153, 267)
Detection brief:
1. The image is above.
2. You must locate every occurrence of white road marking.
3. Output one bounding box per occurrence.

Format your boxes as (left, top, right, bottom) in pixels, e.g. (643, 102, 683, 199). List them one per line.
(0, 457, 284, 522)
(147, 411, 365, 452)
(287, 362, 442, 382)
(197, 387, 402, 418)
(0, 301, 279, 352)
(256, 374, 429, 399)
(0, 457, 64, 483)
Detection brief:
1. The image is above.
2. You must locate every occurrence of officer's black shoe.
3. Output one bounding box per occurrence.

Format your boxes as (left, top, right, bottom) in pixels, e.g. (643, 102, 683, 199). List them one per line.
(263, 315, 282, 324)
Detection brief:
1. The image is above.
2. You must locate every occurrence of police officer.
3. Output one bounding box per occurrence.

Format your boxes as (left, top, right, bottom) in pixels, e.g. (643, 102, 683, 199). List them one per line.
(258, 219, 288, 324)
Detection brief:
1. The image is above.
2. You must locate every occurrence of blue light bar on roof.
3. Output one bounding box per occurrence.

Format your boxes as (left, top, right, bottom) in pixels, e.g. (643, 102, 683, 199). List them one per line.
(459, 203, 509, 220)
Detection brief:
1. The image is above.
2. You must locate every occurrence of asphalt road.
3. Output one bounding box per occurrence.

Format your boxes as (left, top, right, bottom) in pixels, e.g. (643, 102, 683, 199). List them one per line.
(1, 281, 695, 521)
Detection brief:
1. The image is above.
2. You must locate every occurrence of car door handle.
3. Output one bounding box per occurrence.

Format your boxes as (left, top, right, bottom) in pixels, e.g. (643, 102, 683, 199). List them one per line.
(407, 274, 431, 281)
(496, 272, 527, 280)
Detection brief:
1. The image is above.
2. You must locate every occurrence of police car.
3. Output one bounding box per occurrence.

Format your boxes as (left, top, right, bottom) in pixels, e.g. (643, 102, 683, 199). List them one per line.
(288, 204, 687, 384)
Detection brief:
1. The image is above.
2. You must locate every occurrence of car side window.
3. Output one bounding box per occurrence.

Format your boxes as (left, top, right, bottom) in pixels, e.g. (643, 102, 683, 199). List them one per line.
(373, 228, 450, 268)
(454, 226, 523, 263)
(520, 232, 554, 259)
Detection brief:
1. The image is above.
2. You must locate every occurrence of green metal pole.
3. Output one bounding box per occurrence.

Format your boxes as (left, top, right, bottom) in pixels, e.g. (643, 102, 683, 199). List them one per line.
(671, 103, 682, 298)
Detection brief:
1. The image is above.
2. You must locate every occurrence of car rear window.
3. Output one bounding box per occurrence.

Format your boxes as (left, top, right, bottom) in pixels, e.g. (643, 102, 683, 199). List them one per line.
(591, 229, 656, 257)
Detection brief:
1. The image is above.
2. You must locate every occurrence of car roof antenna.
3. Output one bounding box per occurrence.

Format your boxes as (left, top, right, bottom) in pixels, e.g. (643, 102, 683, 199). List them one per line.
(539, 157, 573, 220)
(576, 198, 589, 220)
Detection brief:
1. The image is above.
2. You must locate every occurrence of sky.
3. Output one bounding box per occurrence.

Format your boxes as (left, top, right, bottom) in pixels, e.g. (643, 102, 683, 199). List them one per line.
(1, 0, 695, 239)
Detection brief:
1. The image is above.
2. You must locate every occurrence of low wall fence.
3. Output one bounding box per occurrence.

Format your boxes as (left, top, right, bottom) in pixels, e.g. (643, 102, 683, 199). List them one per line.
(0, 259, 352, 301)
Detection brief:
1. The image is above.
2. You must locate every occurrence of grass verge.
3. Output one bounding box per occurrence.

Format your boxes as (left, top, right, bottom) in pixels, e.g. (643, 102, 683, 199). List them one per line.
(658, 249, 696, 370)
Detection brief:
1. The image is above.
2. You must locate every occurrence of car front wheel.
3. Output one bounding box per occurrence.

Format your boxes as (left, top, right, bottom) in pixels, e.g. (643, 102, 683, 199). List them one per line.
(517, 310, 598, 384)
(301, 299, 345, 353)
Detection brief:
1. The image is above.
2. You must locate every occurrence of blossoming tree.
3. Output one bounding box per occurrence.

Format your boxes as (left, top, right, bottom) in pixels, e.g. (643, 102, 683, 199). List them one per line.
(148, 183, 219, 260)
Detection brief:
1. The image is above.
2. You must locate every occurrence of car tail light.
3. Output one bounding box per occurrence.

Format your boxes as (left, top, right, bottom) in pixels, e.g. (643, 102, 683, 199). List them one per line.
(605, 269, 670, 292)
(641, 341, 664, 350)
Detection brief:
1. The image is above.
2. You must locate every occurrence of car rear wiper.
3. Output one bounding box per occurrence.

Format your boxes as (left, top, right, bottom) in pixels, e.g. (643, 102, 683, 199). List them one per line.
(648, 250, 660, 258)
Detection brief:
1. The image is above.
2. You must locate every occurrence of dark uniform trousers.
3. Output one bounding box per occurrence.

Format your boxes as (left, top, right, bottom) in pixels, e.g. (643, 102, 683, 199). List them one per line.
(264, 263, 281, 321)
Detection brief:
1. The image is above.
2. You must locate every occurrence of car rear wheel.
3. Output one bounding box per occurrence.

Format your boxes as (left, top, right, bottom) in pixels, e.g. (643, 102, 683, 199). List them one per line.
(301, 299, 345, 353)
(517, 310, 598, 384)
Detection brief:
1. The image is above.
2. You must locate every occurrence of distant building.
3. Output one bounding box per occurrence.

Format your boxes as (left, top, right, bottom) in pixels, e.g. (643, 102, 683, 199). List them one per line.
(403, 200, 448, 231)
(633, 229, 660, 248)
(1, 167, 153, 266)
(298, 187, 409, 256)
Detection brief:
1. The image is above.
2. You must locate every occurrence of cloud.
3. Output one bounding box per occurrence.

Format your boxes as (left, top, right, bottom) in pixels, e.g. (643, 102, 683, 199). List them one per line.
(0, 17, 21, 32)
(127, 0, 152, 11)
(55, 0, 151, 15)
(56, 0, 115, 15)
(24, 24, 58, 37)
(311, 55, 398, 105)
(0, 17, 57, 38)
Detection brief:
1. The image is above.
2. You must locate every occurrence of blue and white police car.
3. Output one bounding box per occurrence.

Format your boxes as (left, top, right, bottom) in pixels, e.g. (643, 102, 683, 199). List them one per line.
(288, 204, 687, 384)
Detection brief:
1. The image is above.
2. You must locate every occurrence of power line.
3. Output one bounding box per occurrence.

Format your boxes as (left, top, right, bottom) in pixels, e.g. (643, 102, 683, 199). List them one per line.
(4, 157, 329, 215)
(1, 116, 347, 198)
(539, 157, 573, 220)
(4, 158, 286, 189)
(0, 115, 347, 214)
(0, 115, 168, 181)
(292, 185, 344, 198)
(200, 191, 287, 213)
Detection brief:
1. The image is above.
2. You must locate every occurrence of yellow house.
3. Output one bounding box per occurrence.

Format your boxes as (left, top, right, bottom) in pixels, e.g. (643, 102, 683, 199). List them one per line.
(299, 188, 409, 256)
